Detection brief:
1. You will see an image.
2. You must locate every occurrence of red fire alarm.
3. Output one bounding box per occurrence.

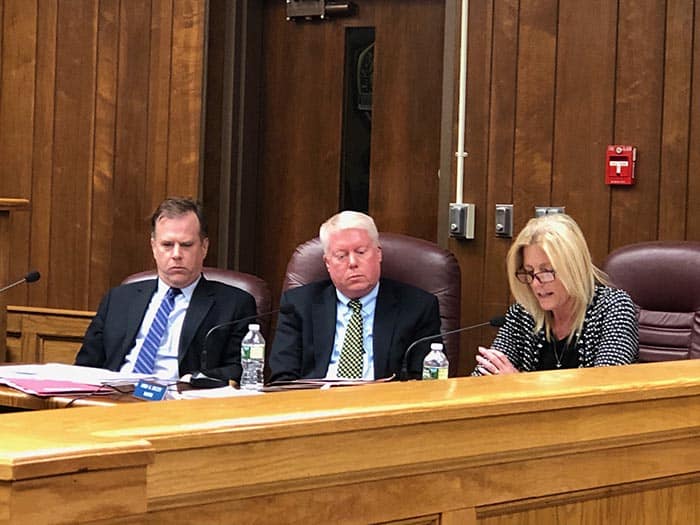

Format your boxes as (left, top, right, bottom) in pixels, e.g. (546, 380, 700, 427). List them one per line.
(605, 145, 636, 185)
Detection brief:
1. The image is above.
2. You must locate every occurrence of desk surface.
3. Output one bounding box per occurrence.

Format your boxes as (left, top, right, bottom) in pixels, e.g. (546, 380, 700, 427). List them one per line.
(0, 360, 699, 524)
(0, 384, 134, 410)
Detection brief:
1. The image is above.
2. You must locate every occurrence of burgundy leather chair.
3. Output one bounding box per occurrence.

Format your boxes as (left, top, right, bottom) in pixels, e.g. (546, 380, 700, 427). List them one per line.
(282, 232, 462, 376)
(603, 241, 700, 362)
(122, 267, 272, 337)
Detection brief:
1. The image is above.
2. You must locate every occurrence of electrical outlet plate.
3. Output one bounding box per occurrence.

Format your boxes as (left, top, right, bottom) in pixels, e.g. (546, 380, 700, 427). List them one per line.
(449, 203, 475, 240)
(535, 206, 565, 217)
(495, 204, 513, 237)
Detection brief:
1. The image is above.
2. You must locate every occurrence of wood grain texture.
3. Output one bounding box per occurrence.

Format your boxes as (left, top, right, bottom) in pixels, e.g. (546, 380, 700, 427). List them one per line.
(257, 1, 346, 303)
(29, 0, 57, 308)
(112, 0, 153, 285)
(0, 1, 204, 312)
(481, 0, 519, 324)
(91, 0, 119, 301)
(658, 0, 694, 240)
(552, 0, 618, 264)
(369, 0, 444, 239)
(5, 306, 93, 365)
(610, 0, 665, 247)
(690, 0, 700, 241)
(0, 1, 37, 309)
(0, 360, 698, 524)
(446, 0, 494, 374)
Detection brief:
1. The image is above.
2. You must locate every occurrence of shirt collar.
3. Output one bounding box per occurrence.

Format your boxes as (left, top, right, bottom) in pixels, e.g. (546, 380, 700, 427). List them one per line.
(156, 274, 201, 301)
(336, 281, 380, 308)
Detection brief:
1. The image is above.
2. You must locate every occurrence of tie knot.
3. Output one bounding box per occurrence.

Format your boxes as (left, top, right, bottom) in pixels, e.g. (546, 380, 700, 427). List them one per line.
(348, 299, 362, 313)
(167, 287, 181, 299)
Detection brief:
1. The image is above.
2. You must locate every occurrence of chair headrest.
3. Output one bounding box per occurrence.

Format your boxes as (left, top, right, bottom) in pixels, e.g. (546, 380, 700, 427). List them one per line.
(603, 241, 700, 311)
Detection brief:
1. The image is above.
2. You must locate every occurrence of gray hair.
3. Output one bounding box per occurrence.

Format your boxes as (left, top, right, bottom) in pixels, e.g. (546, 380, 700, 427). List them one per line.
(319, 211, 379, 253)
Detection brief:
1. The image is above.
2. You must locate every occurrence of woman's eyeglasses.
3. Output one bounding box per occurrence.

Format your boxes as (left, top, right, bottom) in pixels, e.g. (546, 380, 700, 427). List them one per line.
(515, 269, 556, 284)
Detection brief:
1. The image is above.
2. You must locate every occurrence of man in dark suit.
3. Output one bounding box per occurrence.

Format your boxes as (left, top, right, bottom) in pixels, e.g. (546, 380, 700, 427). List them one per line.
(75, 197, 256, 383)
(269, 211, 441, 382)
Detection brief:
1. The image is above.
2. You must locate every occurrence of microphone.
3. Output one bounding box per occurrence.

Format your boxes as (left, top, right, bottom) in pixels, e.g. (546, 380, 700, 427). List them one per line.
(0, 270, 41, 294)
(189, 304, 296, 388)
(399, 315, 506, 381)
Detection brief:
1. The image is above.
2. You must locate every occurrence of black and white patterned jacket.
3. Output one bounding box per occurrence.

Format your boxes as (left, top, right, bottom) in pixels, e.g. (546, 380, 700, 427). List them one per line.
(473, 285, 639, 374)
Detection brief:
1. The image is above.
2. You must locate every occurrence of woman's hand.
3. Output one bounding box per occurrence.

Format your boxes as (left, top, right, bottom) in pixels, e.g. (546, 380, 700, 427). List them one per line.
(475, 347, 519, 375)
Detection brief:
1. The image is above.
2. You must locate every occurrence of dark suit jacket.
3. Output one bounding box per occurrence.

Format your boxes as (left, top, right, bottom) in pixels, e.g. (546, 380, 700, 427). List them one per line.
(75, 276, 257, 382)
(268, 278, 441, 382)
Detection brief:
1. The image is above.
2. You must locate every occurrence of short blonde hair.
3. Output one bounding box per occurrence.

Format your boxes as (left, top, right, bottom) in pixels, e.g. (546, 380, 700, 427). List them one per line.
(319, 211, 379, 254)
(506, 213, 608, 338)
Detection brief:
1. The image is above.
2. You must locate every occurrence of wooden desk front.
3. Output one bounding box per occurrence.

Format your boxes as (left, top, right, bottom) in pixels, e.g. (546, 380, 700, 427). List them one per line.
(0, 360, 698, 524)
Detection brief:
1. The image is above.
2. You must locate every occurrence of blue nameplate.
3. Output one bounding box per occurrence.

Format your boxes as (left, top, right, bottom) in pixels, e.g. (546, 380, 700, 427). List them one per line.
(133, 380, 168, 401)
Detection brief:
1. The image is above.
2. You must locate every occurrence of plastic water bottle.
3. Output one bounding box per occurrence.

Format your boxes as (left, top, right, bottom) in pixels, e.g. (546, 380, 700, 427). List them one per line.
(422, 342, 449, 380)
(240, 323, 265, 390)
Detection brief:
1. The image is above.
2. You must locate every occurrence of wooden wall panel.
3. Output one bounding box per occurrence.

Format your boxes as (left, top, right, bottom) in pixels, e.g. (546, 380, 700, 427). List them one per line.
(257, 2, 345, 300)
(90, 0, 119, 307)
(111, 0, 152, 285)
(0, 1, 37, 307)
(50, 1, 98, 309)
(451, 0, 494, 373)
(689, 1, 700, 241)
(168, 0, 204, 191)
(610, 0, 665, 247)
(552, 0, 617, 264)
(482, 0, 520, 324)
(512, 0, 556, 217)
(0, 0, 204, 312)
(30, 1, 57, 309)
(369, 0, 444, 238)
(658, 0, 693, 240)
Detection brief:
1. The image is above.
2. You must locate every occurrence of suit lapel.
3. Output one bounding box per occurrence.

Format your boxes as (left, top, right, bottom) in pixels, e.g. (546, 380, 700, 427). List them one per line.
(312, 284, 338, 375)
(121, 280, 157, 362)
(179, 277, 214, 361)
(373, 280, 399, 378)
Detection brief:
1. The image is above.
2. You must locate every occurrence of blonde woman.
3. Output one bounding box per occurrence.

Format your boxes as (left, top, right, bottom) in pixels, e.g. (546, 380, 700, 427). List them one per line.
(473, 213, 638, 375)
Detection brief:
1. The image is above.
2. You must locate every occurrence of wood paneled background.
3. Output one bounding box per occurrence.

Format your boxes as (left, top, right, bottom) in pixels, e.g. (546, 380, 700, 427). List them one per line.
(450, 0, 700, 373)
(1, 0, 700, 375)
(0, 0, 203, 311)
(255, 0, 445, 313)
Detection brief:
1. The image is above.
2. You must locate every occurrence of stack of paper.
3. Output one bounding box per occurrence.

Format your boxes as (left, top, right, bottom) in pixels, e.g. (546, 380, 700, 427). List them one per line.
(0, 363, 158, 397)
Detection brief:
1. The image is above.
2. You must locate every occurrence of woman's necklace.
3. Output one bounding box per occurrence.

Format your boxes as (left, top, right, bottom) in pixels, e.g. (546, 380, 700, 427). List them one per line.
(552, 338, 566, 368)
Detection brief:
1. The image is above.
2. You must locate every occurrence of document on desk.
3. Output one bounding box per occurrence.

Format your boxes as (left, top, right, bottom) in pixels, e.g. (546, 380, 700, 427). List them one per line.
(169, 386, 263, 400)
(0, 363, 158, 396)
(262, 375, 395, 392)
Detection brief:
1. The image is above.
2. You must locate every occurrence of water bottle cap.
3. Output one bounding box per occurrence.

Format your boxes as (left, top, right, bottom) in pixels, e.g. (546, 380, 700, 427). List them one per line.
(430, 342, 444, 350)
(248, 323, 260, 331)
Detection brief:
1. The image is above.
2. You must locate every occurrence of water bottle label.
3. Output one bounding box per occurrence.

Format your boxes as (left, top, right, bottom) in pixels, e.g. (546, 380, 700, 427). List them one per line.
(248, 343, 265, 360)
(422, 366, 448, 380)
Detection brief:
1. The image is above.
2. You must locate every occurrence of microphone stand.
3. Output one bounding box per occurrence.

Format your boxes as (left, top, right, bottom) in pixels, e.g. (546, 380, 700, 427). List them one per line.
(190, 305, 295, 389)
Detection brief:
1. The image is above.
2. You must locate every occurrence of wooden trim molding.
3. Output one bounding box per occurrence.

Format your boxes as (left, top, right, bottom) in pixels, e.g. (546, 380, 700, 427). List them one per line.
(6, 305, 93, 364)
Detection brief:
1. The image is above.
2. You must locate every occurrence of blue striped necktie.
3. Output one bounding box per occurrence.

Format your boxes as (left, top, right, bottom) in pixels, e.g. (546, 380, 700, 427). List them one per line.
(133, 287, 181, 374)
(337, 299, 364, 378)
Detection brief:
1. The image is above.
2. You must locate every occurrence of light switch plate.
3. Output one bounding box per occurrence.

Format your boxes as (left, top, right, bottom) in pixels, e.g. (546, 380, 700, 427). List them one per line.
(495, 204, 513, 237)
